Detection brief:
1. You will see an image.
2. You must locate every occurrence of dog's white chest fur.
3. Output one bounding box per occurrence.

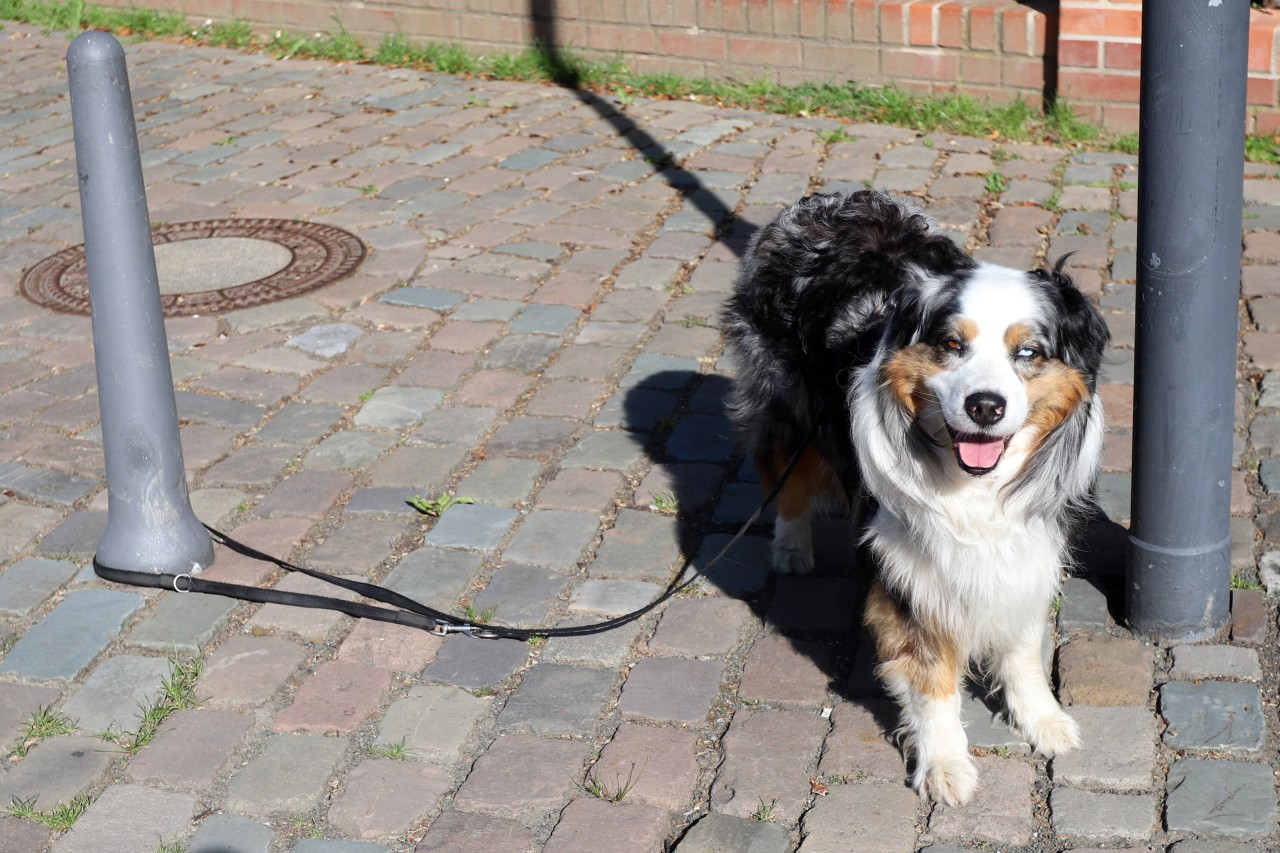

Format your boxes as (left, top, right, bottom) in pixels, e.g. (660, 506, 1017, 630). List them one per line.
(865, 505, 1065, 654)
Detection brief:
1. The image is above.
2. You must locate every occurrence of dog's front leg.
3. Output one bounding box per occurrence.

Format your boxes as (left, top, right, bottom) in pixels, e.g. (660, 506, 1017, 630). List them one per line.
(866, 582, 977, 807)
(992, 621, 1080, 756)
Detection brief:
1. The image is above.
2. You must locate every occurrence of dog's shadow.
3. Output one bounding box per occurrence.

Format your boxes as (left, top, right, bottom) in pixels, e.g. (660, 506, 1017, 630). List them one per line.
(621, 371, 1131, 758)
(620, 369, 896, 737)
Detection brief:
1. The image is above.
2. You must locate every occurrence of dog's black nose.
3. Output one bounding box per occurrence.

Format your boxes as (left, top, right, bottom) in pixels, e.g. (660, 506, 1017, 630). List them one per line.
(964, 392, 1006, 426)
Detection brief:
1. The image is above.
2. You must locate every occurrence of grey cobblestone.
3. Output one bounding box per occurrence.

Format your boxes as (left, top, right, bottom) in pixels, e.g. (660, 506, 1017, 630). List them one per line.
(421, 636, 530, 690)
(1166, 759, 1278, 839)
(0, 556, 79, 616)
(354, 386, 444, 428)
(188, 814, 274, 853)
(1050, 787, 1157, 843)
(1052, 706, 1156, 792)
(0, 734, 115, 810)
(223, 733, 348, 816)
(676, 813, 789, 853)
(0, 589, 144, 681)
(801, 782, 921, 853)
(53, 784, 197, 853)
(1168, 644, 1263, 681)
(376, 684, 490, 761)
(126, 585, 239, 654)
(497, 663, 617, 736)
(503, 509, 601, 570)
(421, 504, 519, 551)
(0, 462, 97, 506)
(1161, 680, 1266, 753)
(1059, 576, 1110, 634)
(58, 654, 172, 734)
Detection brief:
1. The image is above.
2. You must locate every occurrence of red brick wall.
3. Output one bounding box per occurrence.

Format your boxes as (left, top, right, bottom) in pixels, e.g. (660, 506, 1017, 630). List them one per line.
(102, 0, 1054, 106)
(1060, 0, 1280, 133)
(88, 0, 1280, 132)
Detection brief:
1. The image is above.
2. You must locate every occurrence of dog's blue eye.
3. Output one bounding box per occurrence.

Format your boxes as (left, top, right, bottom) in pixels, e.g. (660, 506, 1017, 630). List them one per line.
(1015, 346, 1041, 360)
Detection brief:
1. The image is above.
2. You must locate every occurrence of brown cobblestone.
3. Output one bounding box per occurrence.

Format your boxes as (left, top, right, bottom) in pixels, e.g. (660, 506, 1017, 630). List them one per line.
(1057, 636, 1154, 707)
(328, 759, 454, 839)
(198, 635, 311, 710)
(710, 708, 829, 824)
(274, 659, 394, 734)
(543, 798, 671, 853)
(593, 723, 700, 812)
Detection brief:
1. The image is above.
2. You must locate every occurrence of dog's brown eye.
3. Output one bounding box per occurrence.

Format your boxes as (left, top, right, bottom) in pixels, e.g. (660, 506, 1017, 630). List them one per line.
(941, 338, 962, 352)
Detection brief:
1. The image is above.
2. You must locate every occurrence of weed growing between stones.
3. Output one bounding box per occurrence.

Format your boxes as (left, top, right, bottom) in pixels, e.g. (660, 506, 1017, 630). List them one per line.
(98, 655, 203, 755)
(408, 492, 475, 516)
(648, 490, 680, 514)
(5, 792, 92, 832)
(367, 738, 414, 761)
(7, 705, 76, 759)
(152, 837, 188, 853)
(582, 760, 644, 803)
(751, 796, 778, 822)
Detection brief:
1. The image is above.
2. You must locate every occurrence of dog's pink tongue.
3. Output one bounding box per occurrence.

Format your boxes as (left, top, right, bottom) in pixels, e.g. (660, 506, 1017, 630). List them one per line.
(956, 437, 1004, 470)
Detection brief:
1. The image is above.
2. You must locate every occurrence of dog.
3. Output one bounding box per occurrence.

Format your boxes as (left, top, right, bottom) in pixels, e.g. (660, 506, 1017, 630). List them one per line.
(721, 190, 1109, 806)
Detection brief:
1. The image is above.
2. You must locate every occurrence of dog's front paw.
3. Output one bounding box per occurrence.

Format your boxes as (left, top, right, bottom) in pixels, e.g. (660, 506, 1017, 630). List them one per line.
(1023, 709, 1081, 757)
(771, 543, 814, 575)
(913, 755, 979, 807)
(771, 515, 814, 574)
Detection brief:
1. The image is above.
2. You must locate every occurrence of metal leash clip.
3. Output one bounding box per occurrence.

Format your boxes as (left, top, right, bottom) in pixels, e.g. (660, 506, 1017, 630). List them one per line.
(431, 619, 499, 640)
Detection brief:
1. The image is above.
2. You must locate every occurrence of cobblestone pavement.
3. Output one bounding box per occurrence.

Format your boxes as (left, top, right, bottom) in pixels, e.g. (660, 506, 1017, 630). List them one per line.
(0, 22, 1277, 853)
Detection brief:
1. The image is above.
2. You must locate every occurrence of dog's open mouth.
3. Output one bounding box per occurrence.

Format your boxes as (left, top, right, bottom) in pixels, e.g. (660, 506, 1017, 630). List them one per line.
(947, 427, 1010, 476)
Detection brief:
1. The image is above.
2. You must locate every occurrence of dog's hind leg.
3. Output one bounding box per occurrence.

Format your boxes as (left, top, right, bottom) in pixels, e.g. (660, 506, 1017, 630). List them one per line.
(992, 621, 1081, 757)
(761, 445, 831, 574)
(865, 581, 978, 807)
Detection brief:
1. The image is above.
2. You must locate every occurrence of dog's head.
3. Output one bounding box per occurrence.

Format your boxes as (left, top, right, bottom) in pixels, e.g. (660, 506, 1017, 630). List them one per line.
(877, 259, 1109, 485)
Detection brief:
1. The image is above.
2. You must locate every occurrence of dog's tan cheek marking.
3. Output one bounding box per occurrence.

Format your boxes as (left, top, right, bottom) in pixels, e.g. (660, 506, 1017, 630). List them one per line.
(1024, 360, 1090, 452)
(881, 344, 944, 416)
(763, 445, 839, 521)
(865, 581, 961, 699)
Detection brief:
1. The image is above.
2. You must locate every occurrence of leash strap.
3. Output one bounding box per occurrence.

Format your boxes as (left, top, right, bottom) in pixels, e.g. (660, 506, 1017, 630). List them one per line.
(93, 414, 823, 641)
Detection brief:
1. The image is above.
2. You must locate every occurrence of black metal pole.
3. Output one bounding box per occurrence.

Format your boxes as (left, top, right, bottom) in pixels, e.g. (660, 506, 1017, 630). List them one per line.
(1127, 0, 1248, 639)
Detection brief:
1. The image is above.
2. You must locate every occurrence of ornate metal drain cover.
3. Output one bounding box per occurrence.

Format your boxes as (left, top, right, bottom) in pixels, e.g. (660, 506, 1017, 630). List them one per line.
(19, 219, 366, 317)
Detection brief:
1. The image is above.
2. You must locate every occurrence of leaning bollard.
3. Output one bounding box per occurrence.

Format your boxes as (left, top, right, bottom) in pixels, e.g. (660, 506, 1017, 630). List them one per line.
(68, 31, 214, 576)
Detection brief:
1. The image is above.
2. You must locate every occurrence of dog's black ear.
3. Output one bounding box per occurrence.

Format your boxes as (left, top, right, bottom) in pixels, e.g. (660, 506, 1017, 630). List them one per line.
(1031, 256, 1110, 382)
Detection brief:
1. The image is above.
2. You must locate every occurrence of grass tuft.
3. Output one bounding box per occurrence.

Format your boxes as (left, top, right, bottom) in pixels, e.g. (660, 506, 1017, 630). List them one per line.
(98, 655, 203, 755)
(582, 761, 644, 803)
(6, 793, 92, 832)
(407, 492, 475, 516)
(367, 738, 414, 760)
(8, 705, 76, 760)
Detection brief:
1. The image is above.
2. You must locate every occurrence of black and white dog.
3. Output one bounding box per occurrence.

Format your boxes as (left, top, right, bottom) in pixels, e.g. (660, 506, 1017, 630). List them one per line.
(722, 190, 1109, 806)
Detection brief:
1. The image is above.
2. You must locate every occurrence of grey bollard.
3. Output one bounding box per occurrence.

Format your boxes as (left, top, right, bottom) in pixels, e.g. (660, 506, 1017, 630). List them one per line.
(1126, 0, 1247, 639)
(68, 31, 213, 576)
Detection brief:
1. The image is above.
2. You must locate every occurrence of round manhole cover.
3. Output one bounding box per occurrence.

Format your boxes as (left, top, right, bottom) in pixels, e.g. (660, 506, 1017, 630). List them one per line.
(19, 219, 366, 317)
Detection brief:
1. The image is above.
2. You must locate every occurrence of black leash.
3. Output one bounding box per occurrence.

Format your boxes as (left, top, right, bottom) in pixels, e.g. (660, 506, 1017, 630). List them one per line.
(93, 416, 822, 642)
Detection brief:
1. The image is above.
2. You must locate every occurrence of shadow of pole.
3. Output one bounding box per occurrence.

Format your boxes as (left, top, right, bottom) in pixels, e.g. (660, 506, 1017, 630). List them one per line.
(528, 0, 754, 256)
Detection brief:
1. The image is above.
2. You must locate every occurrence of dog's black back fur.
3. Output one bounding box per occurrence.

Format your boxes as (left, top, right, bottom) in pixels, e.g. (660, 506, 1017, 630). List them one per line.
(722, 191, 973, 489)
